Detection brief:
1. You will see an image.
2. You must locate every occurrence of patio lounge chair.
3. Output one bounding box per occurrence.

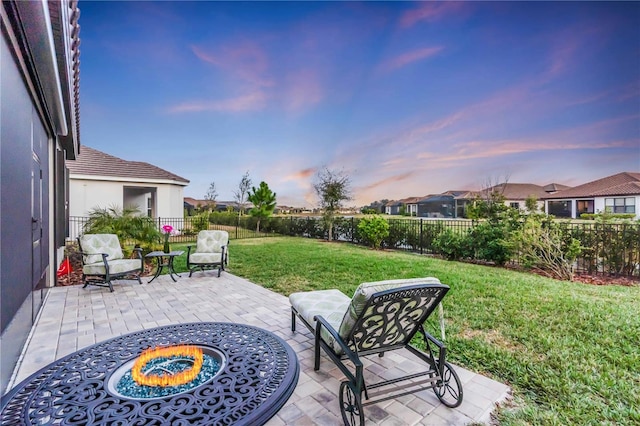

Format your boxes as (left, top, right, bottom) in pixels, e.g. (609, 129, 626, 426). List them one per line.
(289, 277, 463, 425)
(77, 234, 143, 292)
(186, 230, 229, 277)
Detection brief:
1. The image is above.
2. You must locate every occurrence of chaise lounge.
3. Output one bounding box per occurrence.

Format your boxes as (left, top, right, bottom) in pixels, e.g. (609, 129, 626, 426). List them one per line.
(289, 277, 463, 425)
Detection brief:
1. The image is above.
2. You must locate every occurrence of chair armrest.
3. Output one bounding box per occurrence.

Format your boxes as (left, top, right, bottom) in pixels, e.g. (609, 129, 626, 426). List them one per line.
(314, 315, 362, 368)
(77, 251, 110, 263)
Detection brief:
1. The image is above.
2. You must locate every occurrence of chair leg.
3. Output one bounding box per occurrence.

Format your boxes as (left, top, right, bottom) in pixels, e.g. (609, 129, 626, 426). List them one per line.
(291, 309, 296, 332)
(314, 324, 322, 370)
(107, 280, 114, 292)
(217, 266, 222, 277)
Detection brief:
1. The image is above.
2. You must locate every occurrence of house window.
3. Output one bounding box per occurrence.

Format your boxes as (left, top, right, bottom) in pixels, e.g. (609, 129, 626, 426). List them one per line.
(576, 200, 594, 214)
(510, 202, 520, 210)
(547, 200, 571, 217)
(605, 197, 635, 214)
(147, 197, 152, 217)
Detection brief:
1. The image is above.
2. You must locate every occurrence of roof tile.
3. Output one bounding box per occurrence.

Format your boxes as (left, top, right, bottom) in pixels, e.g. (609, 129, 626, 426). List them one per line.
(67, 146, 189, 184)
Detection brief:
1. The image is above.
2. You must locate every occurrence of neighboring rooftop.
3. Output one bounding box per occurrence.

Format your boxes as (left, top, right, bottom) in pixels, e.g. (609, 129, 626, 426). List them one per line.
(545, 172, 640, 199)
(485, 183, 559, 200)
(66, 146, 189, 184)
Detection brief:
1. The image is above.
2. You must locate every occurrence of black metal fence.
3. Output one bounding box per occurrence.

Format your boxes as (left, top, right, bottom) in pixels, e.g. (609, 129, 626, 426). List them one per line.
(69, 215, 640, 278)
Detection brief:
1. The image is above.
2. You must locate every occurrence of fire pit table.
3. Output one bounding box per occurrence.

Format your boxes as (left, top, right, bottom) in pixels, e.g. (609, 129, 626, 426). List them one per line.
(1, 322, 299, 425)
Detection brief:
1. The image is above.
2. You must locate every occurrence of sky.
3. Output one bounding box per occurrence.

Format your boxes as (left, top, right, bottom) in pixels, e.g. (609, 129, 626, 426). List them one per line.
(78, 1, 640, 208)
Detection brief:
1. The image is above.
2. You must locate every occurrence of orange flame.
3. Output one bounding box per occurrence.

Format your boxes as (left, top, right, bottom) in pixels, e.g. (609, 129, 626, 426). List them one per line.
(131, 345, 204, 387)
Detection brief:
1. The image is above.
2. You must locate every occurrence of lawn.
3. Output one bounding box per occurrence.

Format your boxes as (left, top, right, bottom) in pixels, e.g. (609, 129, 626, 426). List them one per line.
(168, 237, 639, 425)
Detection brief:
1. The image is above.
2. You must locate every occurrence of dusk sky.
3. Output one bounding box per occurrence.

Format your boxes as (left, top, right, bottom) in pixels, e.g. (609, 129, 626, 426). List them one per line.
(79, 1, 640, 207)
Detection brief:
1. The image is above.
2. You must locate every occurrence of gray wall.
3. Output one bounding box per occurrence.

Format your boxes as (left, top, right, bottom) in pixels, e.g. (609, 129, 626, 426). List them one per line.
(0, 30, 49, 396)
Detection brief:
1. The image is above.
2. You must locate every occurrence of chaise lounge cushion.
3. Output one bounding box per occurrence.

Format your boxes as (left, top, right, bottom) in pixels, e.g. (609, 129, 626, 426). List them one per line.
(289, 289, 351, 350)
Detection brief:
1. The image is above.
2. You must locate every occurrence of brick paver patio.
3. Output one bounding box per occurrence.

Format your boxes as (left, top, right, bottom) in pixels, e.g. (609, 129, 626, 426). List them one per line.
(7, 272, 510, 425)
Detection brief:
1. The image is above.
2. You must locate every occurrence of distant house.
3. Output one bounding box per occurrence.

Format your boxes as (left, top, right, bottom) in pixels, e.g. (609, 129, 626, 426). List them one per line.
(67, 146, 189, 219)
(385, 197, 421, 216)
(385, 200, 403, 215)
(544, 172, 640, 219)
(442, 191, 478, 218)
(417, 194, 455, 218)
(184, 197, 237, 214)
(482, 183, 569, 213)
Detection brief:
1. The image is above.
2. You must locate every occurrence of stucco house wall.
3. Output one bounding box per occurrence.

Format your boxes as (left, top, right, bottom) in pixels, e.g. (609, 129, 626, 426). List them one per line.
(67, 146, 189, 221)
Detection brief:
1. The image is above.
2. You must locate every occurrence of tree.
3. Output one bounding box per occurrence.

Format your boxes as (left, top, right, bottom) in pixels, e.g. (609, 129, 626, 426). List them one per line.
(314, 168, 352, 241)
(204, 182, 218, 211)
(233, 171, 252, 216)
(247, 181, 276, 232)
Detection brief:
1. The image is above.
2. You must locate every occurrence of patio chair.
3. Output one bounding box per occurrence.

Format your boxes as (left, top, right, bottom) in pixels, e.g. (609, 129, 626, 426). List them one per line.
(186, 230, 229, 277)
(77, 234, 143, 292)
(289, 277, 463, 425)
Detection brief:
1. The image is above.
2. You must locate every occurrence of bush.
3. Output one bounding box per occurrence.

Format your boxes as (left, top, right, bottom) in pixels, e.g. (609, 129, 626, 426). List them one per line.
(433, 229, 473, 261)
(515, 216, 582, 280)
(469, 222, 514, 265)
(83, 205, 160, 251)
(191, 214, 209, 232)
(357, 216, 389, 249)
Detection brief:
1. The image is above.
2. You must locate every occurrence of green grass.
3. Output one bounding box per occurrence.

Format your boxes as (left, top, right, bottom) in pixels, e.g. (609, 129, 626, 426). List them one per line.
(163, 237, 639, 426)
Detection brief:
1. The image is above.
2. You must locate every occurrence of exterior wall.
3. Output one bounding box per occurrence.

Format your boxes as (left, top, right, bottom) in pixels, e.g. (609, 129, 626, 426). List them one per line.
(68, 178, 123, 216)
(0, 33, 50, 395)
(158, 184, 186, 217)
(69, 177, 186, 218)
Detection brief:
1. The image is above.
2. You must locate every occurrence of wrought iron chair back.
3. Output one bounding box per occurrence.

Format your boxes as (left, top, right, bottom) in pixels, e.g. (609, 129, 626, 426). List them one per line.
(347, 285, 448, 355)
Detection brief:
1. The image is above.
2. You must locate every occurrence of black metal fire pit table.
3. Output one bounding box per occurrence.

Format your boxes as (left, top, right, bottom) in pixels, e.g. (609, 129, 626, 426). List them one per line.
(1, 322, 299, 425)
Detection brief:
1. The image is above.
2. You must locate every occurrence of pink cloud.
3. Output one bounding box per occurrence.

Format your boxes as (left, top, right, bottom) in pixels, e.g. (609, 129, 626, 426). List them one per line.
(191, 43, 273, 87)
(357, 172, 415, 192)
(399, 2, 467, 28)
(284, 167, 317, 181)
(283, 69, 324, 112)
(378, 46, 443, 74)
(167, 91, 267, 113)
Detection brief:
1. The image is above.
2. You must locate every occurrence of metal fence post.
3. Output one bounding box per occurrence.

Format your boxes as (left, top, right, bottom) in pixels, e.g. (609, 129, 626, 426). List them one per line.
(420, 219, 424, 255)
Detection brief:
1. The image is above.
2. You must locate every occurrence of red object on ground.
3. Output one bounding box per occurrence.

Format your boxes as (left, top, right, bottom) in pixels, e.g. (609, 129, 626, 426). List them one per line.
(56, 258, 72, 277)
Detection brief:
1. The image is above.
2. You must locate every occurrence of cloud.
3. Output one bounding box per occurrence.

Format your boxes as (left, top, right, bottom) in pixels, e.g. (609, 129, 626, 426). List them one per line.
(191, 43, 274, 88)
(284, 167, 317, 182)
(377, 46, 443, 74)
(167, 91, 267, 113)
(282, 70, 325, 112)
(399, 2, 467, 28)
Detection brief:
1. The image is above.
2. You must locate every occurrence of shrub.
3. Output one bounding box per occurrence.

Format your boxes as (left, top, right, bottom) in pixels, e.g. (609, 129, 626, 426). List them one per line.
(468, 222, 514, 265)
(515, 216, 582, 280)
(433, 229, 473, 261)
(191, 214, 209, 233)
(83, 205, 161, 251)
(357, 216, 390, 249)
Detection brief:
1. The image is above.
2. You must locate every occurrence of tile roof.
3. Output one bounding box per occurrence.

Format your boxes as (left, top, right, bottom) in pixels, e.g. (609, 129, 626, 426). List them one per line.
(66, 146, 189, 184)
(486, 183, 552, 200)
(545, 172, 640, 199)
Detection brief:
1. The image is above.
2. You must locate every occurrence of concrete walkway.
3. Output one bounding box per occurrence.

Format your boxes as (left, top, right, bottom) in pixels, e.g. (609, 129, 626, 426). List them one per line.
(7, 273, 510, 425)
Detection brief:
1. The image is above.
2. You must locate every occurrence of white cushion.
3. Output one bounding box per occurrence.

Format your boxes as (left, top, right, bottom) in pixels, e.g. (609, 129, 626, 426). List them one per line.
(83, 258, 141, 276)
(289, 289, 351, 353)
(80, 234, 124, 264)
